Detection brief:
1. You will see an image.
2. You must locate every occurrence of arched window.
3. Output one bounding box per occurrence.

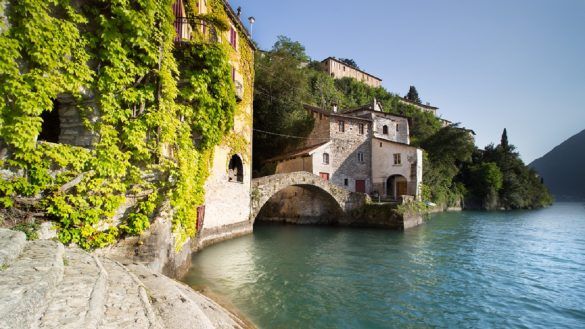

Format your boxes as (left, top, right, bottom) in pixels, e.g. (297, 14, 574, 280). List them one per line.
(228, 154, 244, 183)
(323, 153, 330, 165)
(382, 125, 388, 135)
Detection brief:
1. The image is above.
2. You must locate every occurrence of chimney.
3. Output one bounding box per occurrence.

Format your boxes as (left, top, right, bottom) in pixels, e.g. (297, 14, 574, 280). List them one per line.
(373, 98, 381, 112)
(237, 6, 242, 17)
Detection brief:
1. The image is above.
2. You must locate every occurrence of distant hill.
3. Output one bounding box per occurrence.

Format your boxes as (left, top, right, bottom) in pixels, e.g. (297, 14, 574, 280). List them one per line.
(529, 129, 585, 201)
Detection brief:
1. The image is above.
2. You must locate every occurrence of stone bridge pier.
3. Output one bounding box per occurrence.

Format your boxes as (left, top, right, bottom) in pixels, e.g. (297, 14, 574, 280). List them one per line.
(251, 172, 370, 223)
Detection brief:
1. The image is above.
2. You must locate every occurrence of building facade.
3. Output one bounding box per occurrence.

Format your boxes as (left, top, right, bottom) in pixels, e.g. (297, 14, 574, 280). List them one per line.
(272, 101, 423, 200)
(322, 57, 382, 88)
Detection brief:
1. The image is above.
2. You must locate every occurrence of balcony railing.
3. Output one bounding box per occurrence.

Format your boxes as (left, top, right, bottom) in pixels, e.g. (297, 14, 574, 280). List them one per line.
(174, 17, 192, 42)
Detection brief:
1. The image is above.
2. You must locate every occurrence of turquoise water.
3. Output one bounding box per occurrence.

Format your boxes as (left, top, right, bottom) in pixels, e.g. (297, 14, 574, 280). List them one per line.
(183, 203, 585, 328)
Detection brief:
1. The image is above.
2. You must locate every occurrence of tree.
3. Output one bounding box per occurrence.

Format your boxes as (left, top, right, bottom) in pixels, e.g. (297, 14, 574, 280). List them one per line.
(405, 86, 421, 104)
(253, 37, 313, 174)
(500, 128, 510, 152)
(338, 58, 359, 69)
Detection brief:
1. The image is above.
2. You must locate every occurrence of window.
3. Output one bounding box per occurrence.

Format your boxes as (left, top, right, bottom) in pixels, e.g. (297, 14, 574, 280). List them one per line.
(357, 152, 364, 163)
(358, 123, 364, 135)
(38, 101, 60, 143)
(229, 26, 237, 49)
(338, 120, 345, 132)
(410, 163, 417, 179)
(382, 125, 388, 135)
(344, 178, 348, 186)
(379, 142, 383, 147)
(396, 125, 400, 133)
(323, 153, 330, 165)
(393, 153, 402, 165)
(228, 154, 244, 182)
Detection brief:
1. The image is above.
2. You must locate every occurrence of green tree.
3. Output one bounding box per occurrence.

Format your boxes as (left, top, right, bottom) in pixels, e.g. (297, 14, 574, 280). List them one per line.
(405, 85, 421, 104)
(338, 58, 359, 69)
(253, 37, 313, 174)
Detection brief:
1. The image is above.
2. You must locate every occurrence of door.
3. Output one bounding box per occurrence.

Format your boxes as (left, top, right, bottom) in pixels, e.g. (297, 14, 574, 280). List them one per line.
(396, 181, 407, 197)
(355, 180, 366, 193)
(319, 172, 330, 181)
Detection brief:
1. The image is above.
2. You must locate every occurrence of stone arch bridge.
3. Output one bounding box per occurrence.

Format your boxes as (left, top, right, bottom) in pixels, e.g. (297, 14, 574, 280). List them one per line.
(251, 171, 369, 221)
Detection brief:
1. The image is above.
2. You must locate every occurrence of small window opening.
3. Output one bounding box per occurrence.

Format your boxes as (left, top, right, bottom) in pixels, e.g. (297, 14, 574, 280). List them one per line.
(38, 101, 60, 143)
(382, 125, 388, 135)
(338, 120, 345, 132)
(358, 123, 364, 135)
(357, 152, 364, 163)
(228, 154, 244, 182)
(323, 153, 330, 165)
(393, 153, 402, 165)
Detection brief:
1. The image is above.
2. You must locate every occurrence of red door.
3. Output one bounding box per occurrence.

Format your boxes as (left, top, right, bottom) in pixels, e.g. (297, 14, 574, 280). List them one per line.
(355, 180, 366, 193)
(319, 172, 330, 181)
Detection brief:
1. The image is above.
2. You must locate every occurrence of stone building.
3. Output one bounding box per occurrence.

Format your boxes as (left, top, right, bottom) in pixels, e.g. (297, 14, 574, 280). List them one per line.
(322, 57, 382, 88)
(270, 100, 423, 200)
(398, 97, 438, 116)
(173, 0, 256, 247)
(34, 0, 256, 248)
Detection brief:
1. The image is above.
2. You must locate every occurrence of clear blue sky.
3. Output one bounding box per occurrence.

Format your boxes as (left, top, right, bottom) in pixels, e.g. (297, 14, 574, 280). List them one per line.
(231, 0, 585, 163)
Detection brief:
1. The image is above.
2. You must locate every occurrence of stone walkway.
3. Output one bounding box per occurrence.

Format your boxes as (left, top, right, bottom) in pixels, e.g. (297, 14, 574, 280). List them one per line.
(0, 229, 248, 329)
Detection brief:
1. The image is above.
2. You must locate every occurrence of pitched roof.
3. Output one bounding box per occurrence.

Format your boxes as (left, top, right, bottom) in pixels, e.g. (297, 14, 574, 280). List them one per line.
(321, 57, 383, 81)
(304, 104, 372, 122)
(222, 1, 257, 50)
(265, 141, 330, 163)
(399, 98, 438, 110)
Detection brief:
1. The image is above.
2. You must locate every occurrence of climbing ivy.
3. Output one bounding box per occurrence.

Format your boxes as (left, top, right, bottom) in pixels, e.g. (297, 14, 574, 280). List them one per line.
(0, 0, 252, 249)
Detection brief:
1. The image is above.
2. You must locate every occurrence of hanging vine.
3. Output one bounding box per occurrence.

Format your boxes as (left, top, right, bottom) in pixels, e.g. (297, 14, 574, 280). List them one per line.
(0, 0, 253, 249)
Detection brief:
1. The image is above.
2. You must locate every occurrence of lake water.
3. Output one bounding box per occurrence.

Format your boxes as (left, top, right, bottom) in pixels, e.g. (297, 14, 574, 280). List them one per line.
(183, 203, 585, 328)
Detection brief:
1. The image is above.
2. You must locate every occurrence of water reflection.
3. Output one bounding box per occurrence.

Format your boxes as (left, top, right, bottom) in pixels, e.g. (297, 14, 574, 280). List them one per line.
(184, 203, 585, 328)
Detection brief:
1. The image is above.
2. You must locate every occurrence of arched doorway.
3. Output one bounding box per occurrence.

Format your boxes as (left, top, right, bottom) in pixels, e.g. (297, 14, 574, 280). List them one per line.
(228, 154, 243, 183)
(386, 175, 407, 200)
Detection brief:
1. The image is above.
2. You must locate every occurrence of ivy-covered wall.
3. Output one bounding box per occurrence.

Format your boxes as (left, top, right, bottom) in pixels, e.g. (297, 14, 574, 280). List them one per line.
(0, 0, 254, 250)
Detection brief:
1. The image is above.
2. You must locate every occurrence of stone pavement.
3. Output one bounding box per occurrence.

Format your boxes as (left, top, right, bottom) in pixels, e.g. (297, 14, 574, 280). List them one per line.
(0, 229, 248, 329)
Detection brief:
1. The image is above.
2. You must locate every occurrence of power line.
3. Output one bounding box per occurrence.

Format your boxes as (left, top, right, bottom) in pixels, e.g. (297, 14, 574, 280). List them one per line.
(252, 128, 330, 140)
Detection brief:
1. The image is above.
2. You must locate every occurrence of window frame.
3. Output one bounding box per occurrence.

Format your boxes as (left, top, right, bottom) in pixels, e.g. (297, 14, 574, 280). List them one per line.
(393, 153, 402, 165)
(323, 152, 330, 165)
(338, 120, 345, 132)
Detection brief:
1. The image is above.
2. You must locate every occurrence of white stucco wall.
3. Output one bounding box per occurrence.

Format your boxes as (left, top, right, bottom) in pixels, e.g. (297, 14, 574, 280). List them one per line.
(203, 145, 251, 229)
(371, 139, 422, 198)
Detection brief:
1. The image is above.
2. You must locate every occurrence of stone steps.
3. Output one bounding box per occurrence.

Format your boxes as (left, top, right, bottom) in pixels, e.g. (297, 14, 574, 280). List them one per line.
(0, 239, 64, 329)
(0, 230, 248, 329)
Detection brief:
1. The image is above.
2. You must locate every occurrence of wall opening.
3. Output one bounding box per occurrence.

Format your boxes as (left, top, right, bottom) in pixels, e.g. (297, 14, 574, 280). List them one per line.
(386, 175, 407, 200)
(38, 101, 60, 143)
(228, 154, 244, 183)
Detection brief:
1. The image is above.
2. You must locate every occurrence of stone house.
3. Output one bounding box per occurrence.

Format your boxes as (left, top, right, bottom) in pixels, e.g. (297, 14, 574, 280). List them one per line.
(322, 57, 382, 88)
(270, 100, 423, 200)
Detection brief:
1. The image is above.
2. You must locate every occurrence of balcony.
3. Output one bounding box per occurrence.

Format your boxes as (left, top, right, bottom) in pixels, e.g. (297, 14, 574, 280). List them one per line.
(174, 17, 192, 42)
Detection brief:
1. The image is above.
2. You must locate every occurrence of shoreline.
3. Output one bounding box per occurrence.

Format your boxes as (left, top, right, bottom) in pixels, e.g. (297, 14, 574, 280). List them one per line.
(189, 284, 257, 329)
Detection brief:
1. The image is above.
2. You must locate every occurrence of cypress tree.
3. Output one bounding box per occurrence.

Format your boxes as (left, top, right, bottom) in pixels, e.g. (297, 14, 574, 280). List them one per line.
(405, 86, 421, 104)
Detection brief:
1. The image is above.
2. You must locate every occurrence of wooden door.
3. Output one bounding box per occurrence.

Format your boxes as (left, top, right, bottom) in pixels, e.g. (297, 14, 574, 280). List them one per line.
(355, 180, 366, 193)
(396, 181, 407, 197)
(319, 172, 330, 181)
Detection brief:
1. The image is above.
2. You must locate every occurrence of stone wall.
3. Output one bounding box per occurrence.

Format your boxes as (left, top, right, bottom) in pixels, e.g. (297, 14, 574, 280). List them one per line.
(256, 185, 345, 224)
(328, 115, 372, 192)
(323, 58, 382, 88)
(302, 109, 331, 148)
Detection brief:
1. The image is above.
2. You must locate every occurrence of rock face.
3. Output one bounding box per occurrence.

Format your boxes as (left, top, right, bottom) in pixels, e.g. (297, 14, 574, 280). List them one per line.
(0, 229, 248, 329)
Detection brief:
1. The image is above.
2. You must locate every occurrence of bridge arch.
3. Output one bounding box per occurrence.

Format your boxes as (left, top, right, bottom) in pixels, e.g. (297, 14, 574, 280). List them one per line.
(251, 172, 369, 223)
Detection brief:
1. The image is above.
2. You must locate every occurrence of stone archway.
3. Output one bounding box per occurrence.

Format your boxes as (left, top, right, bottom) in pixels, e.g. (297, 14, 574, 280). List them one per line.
(386, 175, 407, 200)
(251, 172, 369, 224)
(255, 184, 345, 225)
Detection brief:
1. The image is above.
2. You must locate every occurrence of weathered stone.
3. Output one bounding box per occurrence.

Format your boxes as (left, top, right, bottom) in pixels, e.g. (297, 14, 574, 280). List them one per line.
(0, 228, 26, 266)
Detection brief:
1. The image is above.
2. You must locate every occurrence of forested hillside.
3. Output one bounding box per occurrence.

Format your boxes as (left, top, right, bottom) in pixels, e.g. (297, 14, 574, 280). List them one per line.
(530, 129, 585, 201)
(253, 36, 552, 209)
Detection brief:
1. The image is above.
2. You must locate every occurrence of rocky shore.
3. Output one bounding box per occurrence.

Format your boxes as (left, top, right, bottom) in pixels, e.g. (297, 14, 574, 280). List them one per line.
(0, 228, 251, 329)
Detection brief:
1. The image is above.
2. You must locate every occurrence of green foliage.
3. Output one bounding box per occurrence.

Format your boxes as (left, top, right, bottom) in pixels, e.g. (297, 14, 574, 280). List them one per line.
(338, 58, 359, 69)
(466, 162, 503, 197)
(405, 86, 421, 104)
(13, 221, 40, 240)
(0, 0, 248, 249)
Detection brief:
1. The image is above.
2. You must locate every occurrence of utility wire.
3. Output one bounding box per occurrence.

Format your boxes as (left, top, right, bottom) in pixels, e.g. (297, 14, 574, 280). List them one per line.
(253, 128, 330, 140)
